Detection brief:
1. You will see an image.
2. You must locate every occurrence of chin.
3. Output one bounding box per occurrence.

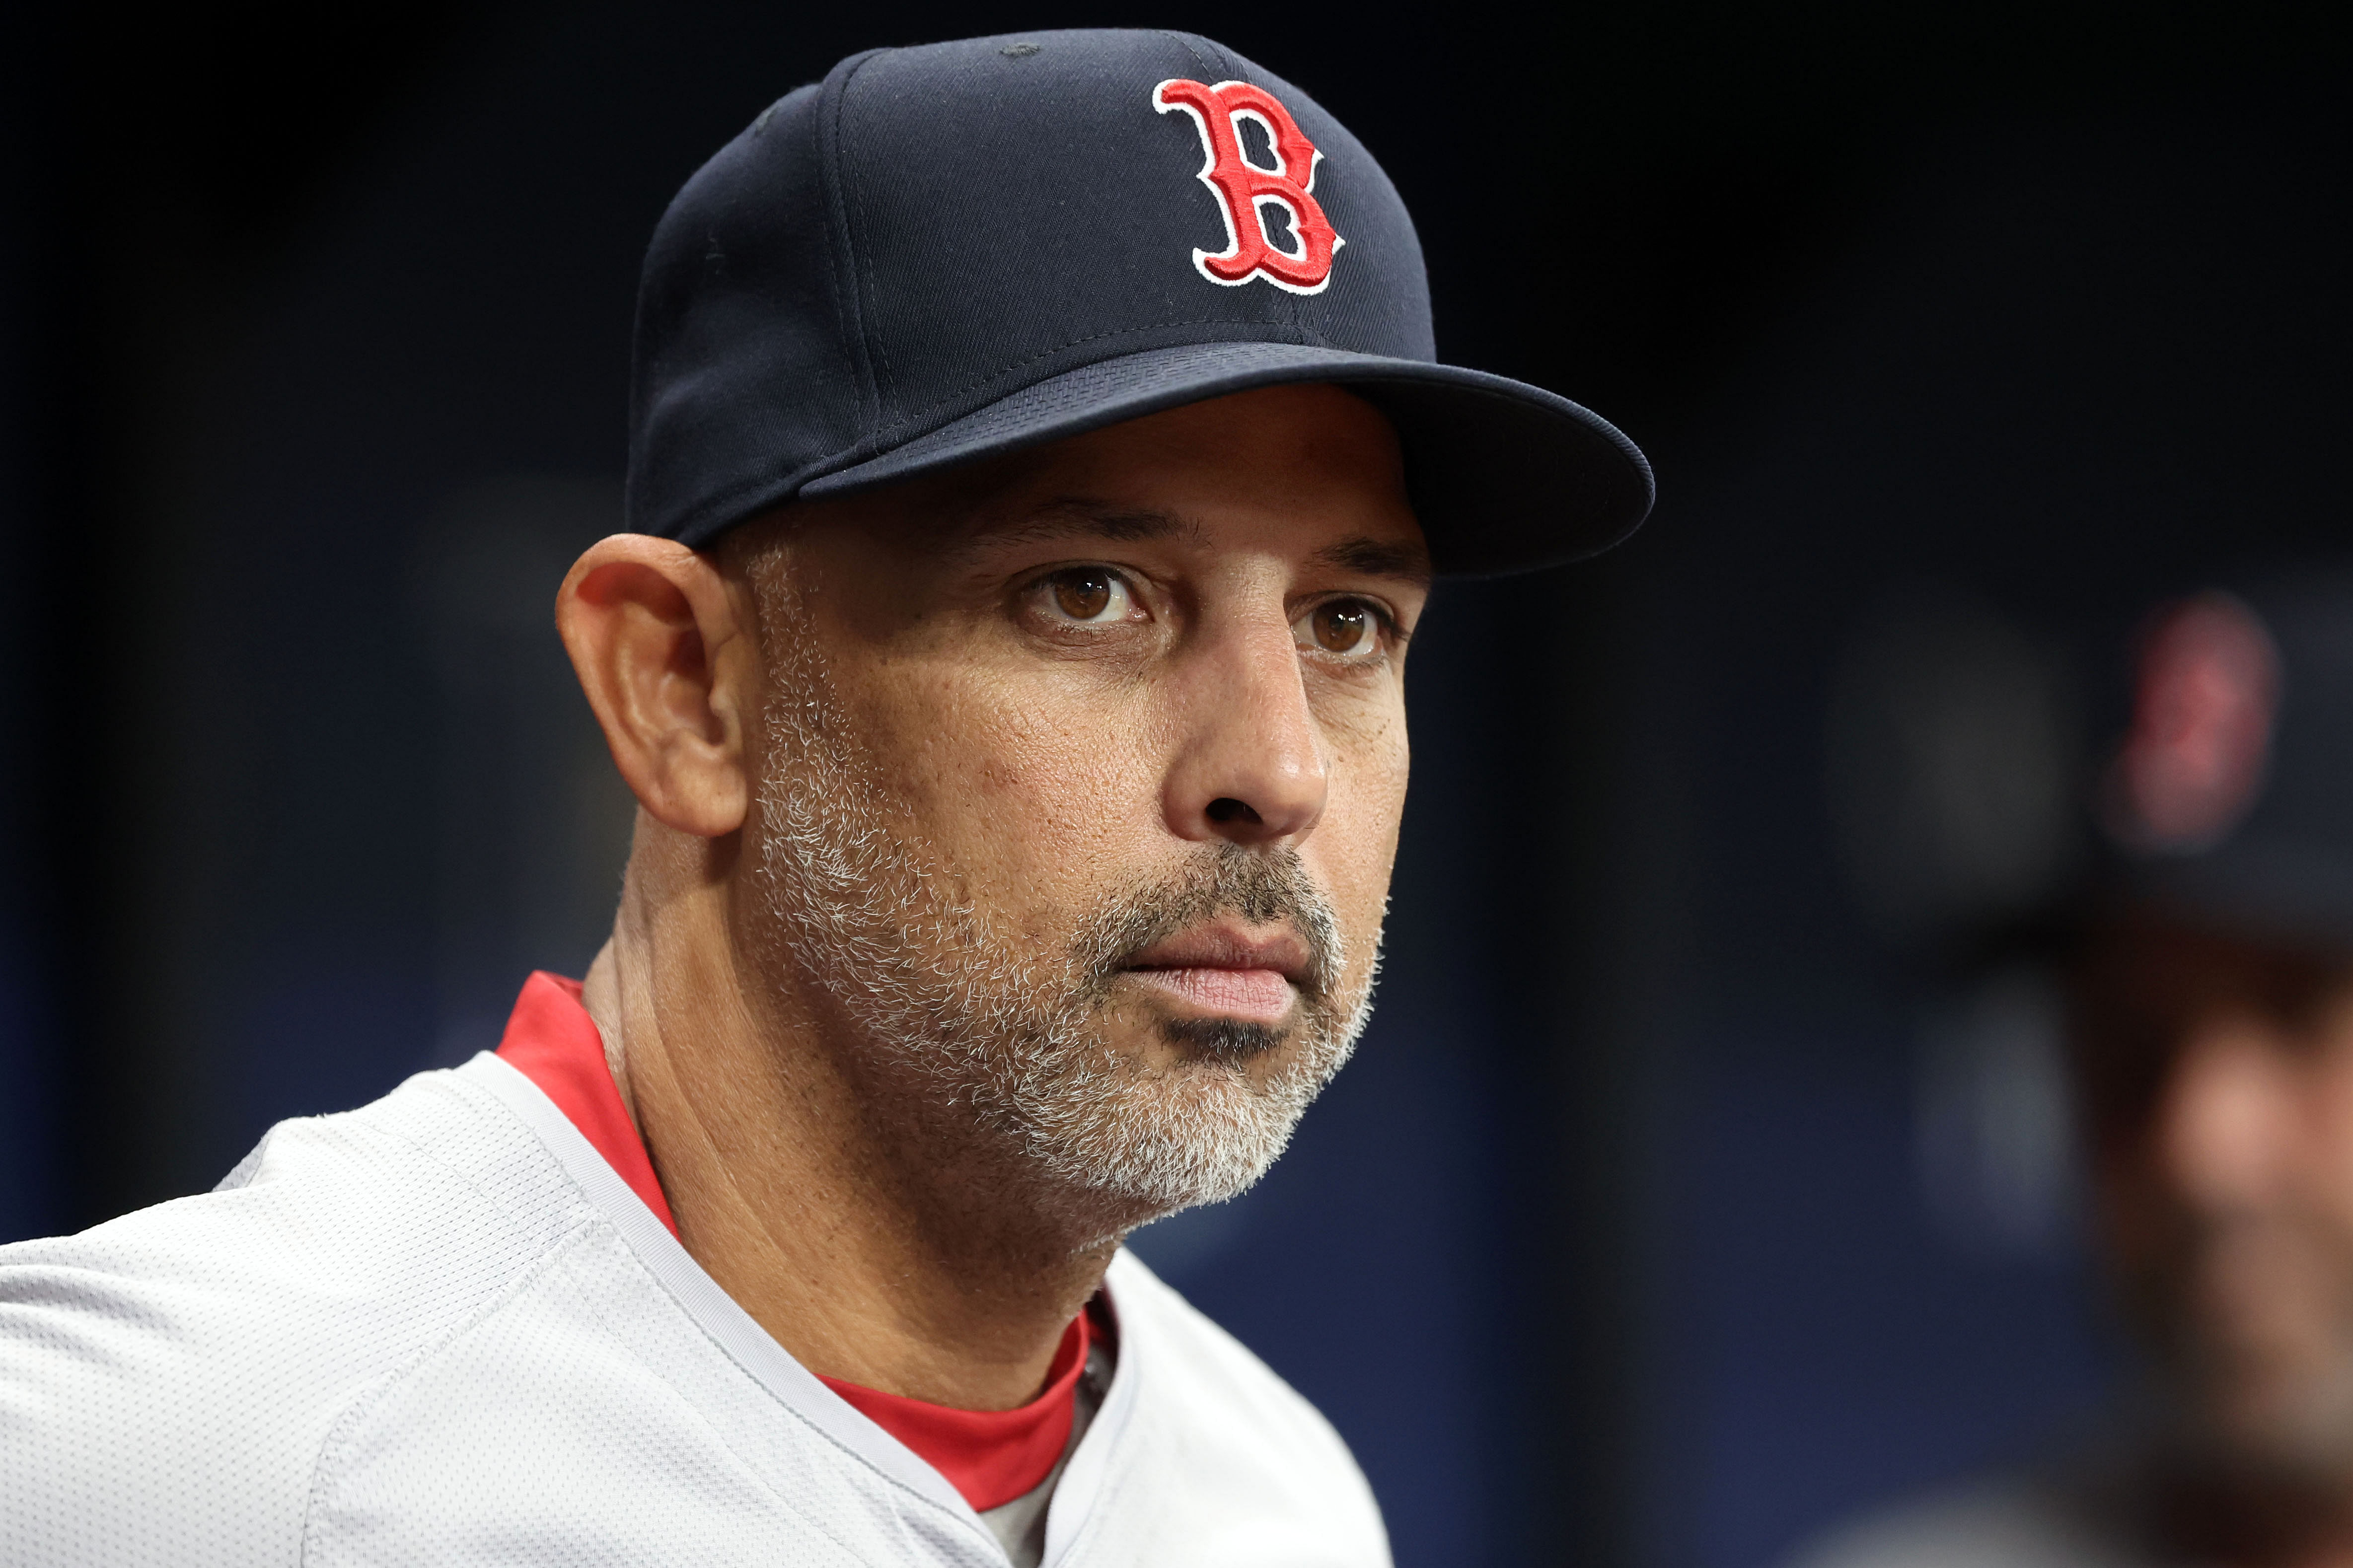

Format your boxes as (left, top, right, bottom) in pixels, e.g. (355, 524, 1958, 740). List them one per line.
(1034, 1061, 1308, 1217)
(1152, 1012, 1295, 1062)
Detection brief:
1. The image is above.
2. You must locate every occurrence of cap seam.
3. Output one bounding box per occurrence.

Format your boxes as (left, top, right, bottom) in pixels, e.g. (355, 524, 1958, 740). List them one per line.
(838, 51, 903, 430)
(821, 51, 889, 432)
(1159, 30, 1224, 82)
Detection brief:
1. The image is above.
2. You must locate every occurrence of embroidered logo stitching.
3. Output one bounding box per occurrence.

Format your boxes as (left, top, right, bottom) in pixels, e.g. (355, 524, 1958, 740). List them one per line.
(1152, 78, 1344, 295)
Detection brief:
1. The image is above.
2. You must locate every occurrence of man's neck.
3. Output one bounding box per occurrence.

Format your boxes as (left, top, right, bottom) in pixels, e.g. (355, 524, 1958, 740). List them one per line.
(580, 863, 1115, 1412)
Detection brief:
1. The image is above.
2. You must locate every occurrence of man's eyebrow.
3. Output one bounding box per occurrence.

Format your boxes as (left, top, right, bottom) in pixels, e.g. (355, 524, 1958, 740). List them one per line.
(954, 504, 1432, 587)
(1311, 535, 1434, 588)
(956, 502, 1207, 557)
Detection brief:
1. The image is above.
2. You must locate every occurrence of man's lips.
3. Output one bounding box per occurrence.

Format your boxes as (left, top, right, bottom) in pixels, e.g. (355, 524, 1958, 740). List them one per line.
(1121, 925, 1310, 1026)
(1127, 966, 1295, 1021)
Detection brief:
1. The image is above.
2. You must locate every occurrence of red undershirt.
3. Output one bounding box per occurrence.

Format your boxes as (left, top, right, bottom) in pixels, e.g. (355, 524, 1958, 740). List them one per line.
(495, 971, 1089, 1511)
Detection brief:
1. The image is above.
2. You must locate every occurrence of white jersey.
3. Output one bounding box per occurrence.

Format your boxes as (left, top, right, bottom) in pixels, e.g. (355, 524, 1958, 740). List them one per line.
(0, 1052, 1390, 1567)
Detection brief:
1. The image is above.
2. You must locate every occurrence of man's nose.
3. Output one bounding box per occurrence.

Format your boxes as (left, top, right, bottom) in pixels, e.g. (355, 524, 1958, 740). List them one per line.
(2159, 1015, 2298, 1212)
(1161, 614, 1329, 849)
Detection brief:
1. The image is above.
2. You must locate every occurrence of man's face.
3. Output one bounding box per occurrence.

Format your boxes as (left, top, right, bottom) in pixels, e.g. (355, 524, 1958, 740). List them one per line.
(728, 383, 1427, 1225)
(2079, 910, 2353, 1478)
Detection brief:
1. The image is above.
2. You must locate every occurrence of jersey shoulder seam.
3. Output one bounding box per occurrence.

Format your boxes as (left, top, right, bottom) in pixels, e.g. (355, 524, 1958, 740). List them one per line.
(295, 1212, 601, 1565)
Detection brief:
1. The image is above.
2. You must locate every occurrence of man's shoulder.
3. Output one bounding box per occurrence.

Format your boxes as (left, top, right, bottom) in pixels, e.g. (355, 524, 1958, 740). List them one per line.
(1, 1058, 586, 1342)
(1097, 1250, 1390, 1564)
(1786, 1476, 2146, 1568)
(0, 1058, 594, 1568)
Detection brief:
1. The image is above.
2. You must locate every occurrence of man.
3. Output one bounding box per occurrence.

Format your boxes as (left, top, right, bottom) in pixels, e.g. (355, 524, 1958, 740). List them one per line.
(1797, 573, 2353, 1568)
(0, 29, 1649, 1568)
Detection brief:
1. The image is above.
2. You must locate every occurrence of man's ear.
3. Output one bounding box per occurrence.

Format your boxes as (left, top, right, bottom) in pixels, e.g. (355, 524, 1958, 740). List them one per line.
(556, 534, 755, 838)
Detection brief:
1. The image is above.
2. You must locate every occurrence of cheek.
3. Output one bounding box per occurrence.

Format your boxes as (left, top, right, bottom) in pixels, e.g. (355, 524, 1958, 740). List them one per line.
(1314, 703, 1411, 955)
(861, 661, 1166, 897)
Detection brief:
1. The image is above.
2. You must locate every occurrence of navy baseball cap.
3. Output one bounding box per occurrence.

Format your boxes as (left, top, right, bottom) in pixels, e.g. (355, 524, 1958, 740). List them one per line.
(2099, 570, 2353, 949)
(625, 29, 1652, 576)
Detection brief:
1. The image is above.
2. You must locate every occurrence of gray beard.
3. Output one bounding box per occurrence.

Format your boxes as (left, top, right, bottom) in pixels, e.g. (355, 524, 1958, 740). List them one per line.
(742, 597, 1377, 1226)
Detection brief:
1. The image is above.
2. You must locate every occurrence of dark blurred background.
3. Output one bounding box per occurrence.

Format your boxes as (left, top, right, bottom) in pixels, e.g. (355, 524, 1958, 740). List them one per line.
(2, 2, 2347, 1565)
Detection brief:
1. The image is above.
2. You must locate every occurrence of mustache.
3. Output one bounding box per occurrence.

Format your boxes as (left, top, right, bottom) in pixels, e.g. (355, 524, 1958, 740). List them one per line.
(1072, 845, 1344, 1004)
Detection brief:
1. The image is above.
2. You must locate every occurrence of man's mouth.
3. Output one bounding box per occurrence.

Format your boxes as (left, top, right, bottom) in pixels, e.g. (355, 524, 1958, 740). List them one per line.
(1121, 924, 1312, 1026)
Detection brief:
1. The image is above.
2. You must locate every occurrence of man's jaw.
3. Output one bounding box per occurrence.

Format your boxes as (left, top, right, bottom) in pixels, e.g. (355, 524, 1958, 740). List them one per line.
(1118, 922, 1313, 1029)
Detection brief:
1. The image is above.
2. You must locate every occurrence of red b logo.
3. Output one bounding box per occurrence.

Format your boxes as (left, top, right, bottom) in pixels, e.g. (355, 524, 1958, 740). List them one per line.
(2106, 593, 2281, 853)
(1152, 78, 1343, 295)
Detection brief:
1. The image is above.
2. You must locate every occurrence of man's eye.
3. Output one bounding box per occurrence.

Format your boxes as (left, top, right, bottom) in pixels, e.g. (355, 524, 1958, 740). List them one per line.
(1040, 568, 1134, 624)
(1301, 598, 1383, 656)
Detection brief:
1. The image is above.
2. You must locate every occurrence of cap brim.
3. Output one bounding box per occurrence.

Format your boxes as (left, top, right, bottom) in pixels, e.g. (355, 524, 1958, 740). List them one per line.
(795, 340, 1653, 576)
